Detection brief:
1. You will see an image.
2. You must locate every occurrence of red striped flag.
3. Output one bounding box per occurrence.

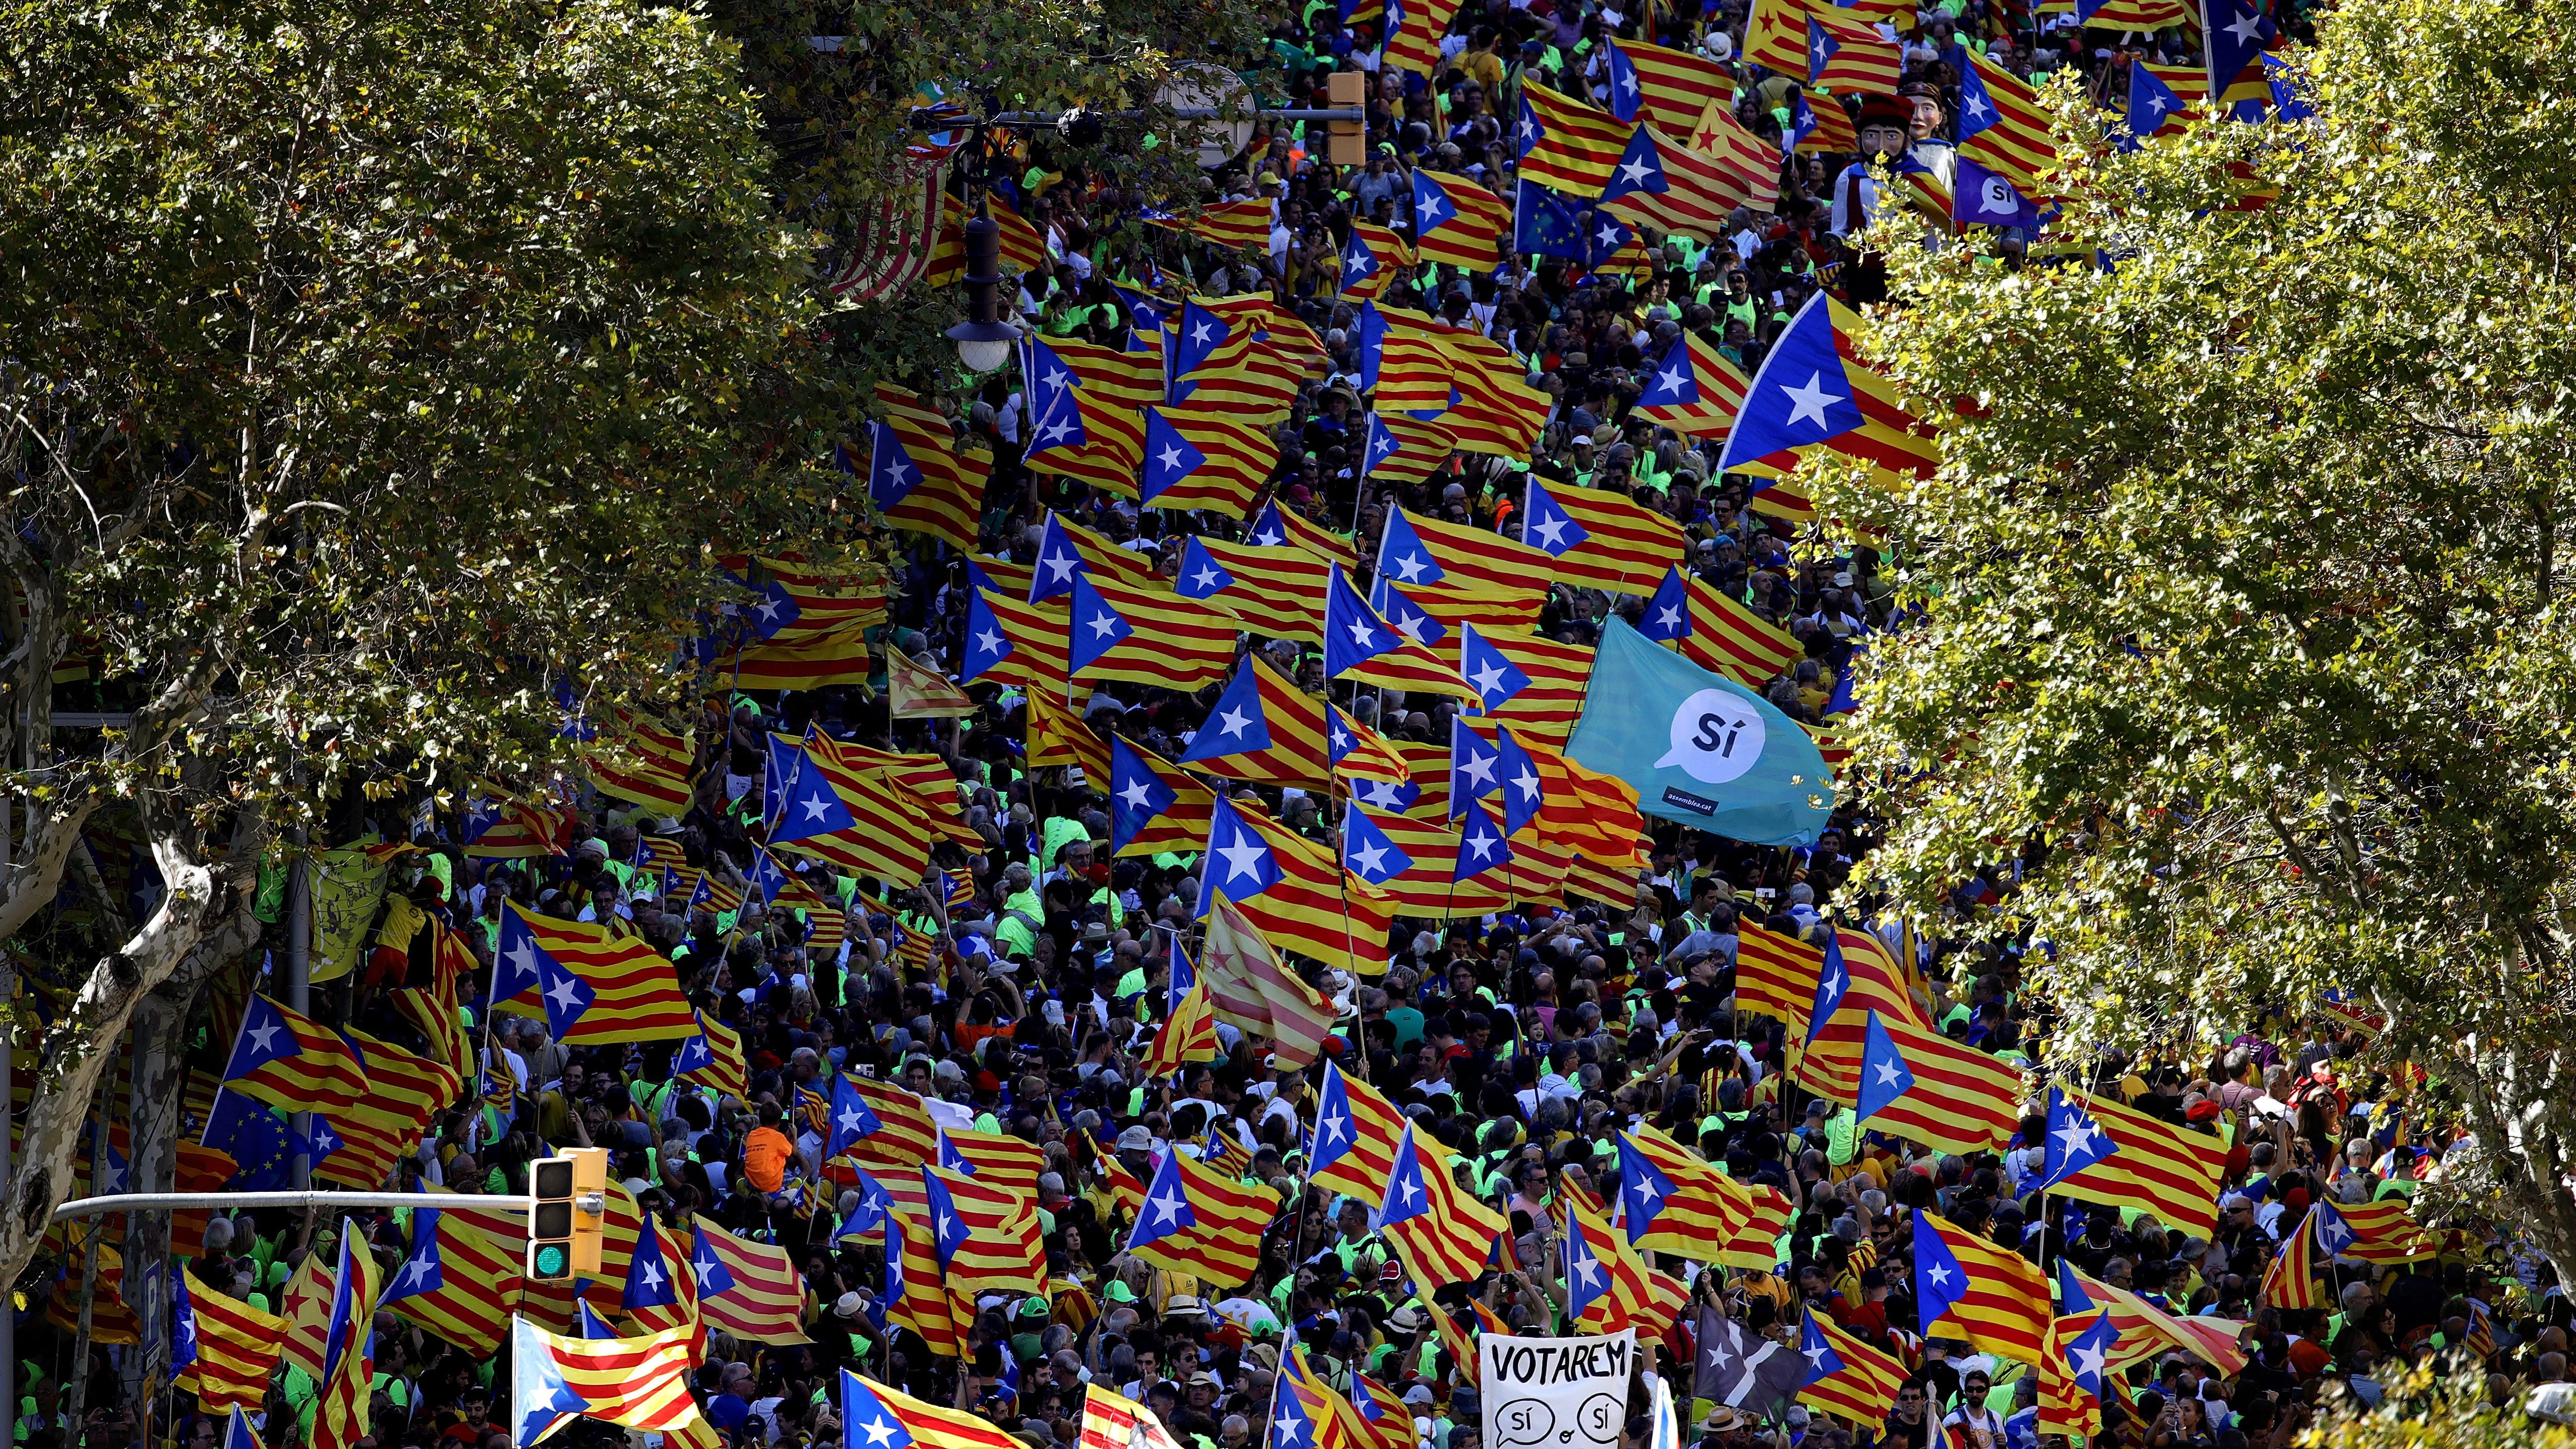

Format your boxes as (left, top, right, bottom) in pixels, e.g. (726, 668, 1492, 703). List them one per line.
(1125, 1146, 1281, 1284)
(1361, 412, 1458, 487)
(1614, 1124, 1736, 1262)
(1070, 574, 1242, 690)
(1955, 48, 2057, 191)
(588, 719, 695, 815)
(869, 383, 986, 552)
(1378, 1123, 1509, 1289)
(1794, 86, 1858, 153)
(311, 1228, 383, 1449)
(1026, 685, 1110, 781)
(2261, 1207, 2322, 1310)
(1522, 477, 1685, 596)
(1712, 1171, 1794, 1273)
(1518, 81, 1632, 198)
(922, 1163, 1047, 1292)
(1374, 327, 1457, 416)
(841, 1367, 1035, 1449)
(1200, 801, 1391, 985)
(1649, 567, 1805, 687)
(925, 193, 1047, 282)
(1177, 535, 1326, 644)
(1839, 1011, 2024, 1156)
(1140, 404, 1276, 518)
(1914, 1210, 2050, 1365)
(1044, 336, 1165, 410)
(1353, 806, 1511, 917)
(1108, 735, 1215, 858)
(1634, 331, 1752, 440)
(1142, 983, 1221, 1078)
(689, 1217, 812, 1344)
(1384, 0, 1462, 74)
(1378, 506, 1553, 598)
(219, 993, 369, 1110)
(511, 1318, 712, 1444)
(2049, 1092, 2228, 1236)
(1410, 170, 1512, 271)
(883, 1208, 963, 1357)
(2336, 1200, 2436, 1264)
(1307, 1059, 1409, 1201)
(1689, 99, 1784, 212)
(1198, 888, 1348, 1062)
(1380, 576, 1548, 638)
(177, 1268, 284, 1414)
(1733, 922, 1813, 1026)
(1250, 498, 1362, 568)
(1606, 39, 1730, 135)
(1081, 1386, 1189, 1449)
(495, 902, 702, 1043)
(1025, 383, 1146, 496)
(1420, 1295, 1479, 1386)
(844, 1076, 942, 1172)
(1179, 654, 1330, 787)
(1745, 0, 1813, 77)
(1798, 1308, 1908, 1426)
(382, 1201, 521, 1357)
(940, 1124, 1049, 1182)
(1599, 125, 1750, 242)
(962, 588, 1070, 689)
(1805, 12, 1903, 93)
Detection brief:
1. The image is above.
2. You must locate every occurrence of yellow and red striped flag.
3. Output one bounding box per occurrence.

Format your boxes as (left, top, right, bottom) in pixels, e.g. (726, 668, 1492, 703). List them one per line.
(1797, 1308, 1907, 1426)
(1384, 0, 1462, 74)
(867, 383, 986, 552)
(707, 626, 876, 691)
(1727, 294, 1941, 479)
(1030, 510, 1164, 596)
(920, 1164, 1046, 1293)
(1143, 983, 1221, 1078)
(1025, 381, 1146, 496)
(1349, 806, 1510, 918)
(1081, 1386, 1189, 1449)
(775, 730, 934, 887)
(1026, 684, 1110, 781)
(1361, 411, 1457, 487)
(1330, 703, 1410, 784)
(1419, 1294, 1479, 1387)
(925, 193, 1046, 282)
(1711, 1175, 1793, 1273)
(1198, 799, 1391, 983)
(1139, 405, 1276, 518)
(1517, 80, 1633, 198)
(2261, 1206, 2322, 1310)
(1124, 1144, 1280, 1285)
(1378, 1122, 1509, 1289)
(1520, 476, 1685, 596)
(1380, 575, 1548, 638)
(1459, 631, 1593, 745)
(1198, 892, 1349, 1065)
(1307, 1059, 1408, 1200)
(1911, 1210, 2050, 1365)
(1410, 170, 1512, 271)
(1562, 1192, 1675, 1337)
(1613, 1124, 1737, 1262)
(492, 902, 700, 1043)
(1444, 350, 1551, 459)
(1108, 735, 1214, 858)
(175, 1267, 284, 1414)
(1744, 0, 1812, 73)
(1378, 506, 1553, 598)
(1605, 38, 1731, 135)
(1643, 566, 1804, 687)
(588, 718, 695, 815)
(218, 993, 370, 1110)
(938, 1124, 1049, 1182)
(1835, 1010, 2024, 1156)
(961, 588, 1070, 689)
(2047, 1091, 2228, 1236)
(1175, 535, 1326, 644)
(883, 1209, 962, 1357)
(1177, 654, 1330, 788)
(677, 1011, 748, 1104)
(1042, 335, 1166, 410)
(1806, 11, 1903, 93)
(510, 1318, 712, 1446)
(380, 1199, 522, 1357)
(1793, 86, 1858, 153)
(1689, 99, 1784, 212)
(1955, 47, 2058, 191)
(2335, 1199, 2437, 1264)
(1163, 199, 1274, 253)
(1068, 574, 1242, 690)
(311, 1225, 384, 1449)
(1633, 331, 1751, 440)
(1598, 124, 1755, 242)
(1249, 497, 1361, 568)
(887, 646, 975, 719)
(688, 1218, 811, 1344)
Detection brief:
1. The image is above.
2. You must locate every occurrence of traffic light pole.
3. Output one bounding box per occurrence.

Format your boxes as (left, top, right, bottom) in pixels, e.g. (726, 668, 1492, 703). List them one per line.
(49, 1191, 532, 1223)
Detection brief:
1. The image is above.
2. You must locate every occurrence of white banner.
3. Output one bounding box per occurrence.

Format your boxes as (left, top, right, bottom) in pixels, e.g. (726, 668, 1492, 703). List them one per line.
(1481, 1332, 1633, 1449)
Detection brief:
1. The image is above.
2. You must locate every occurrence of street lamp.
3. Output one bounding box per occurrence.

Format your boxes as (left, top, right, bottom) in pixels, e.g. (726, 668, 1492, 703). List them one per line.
(943, 208, 1018, 374)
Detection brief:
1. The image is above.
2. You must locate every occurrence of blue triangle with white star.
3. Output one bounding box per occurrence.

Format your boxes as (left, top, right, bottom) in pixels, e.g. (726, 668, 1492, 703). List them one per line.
(1068, 574, 1135, 673)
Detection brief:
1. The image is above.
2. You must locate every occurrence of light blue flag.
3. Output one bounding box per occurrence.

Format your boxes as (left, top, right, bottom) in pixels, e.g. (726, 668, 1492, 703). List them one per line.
(1564, 616, 1835, 844)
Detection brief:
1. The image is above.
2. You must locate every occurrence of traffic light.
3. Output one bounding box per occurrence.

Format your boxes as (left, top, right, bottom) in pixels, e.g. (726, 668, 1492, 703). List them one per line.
(529, 1146, 609, 1281)
(1326, 70, 1366, 168)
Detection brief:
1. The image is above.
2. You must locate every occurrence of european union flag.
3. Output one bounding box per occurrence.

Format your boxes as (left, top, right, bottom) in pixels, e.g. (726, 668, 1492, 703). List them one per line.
(203, 1094, 296, 1191)
(1514, 180, 1586, 259)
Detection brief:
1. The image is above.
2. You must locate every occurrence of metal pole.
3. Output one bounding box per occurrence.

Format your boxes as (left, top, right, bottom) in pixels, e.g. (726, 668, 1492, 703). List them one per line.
(0, 962, 15, 1441)
(287, 837, 311, 1189)
(53, 1190, 533, 1223)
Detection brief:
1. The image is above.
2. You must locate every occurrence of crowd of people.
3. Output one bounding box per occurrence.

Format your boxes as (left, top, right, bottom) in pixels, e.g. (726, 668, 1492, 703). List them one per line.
(31, 0, 2556, 1446)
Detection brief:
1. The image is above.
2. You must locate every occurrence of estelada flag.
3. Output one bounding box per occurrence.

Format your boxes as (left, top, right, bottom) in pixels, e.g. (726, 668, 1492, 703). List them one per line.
(1123, 1146, 1280, 1286)
(1522, 475, 1687, 597)
(690, 1218, 812, 1345)
(1516, 80, 1633, 198)
(1174, 535, 1326, 644)
(1177, 654, 1330, 788)
(887, 646, 974, 719)
(1107, 735, 1214, 858)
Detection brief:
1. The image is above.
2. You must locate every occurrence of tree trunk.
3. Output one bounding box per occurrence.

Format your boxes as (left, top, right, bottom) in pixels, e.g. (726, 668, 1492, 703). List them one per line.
(0, 825, 254, 1289)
